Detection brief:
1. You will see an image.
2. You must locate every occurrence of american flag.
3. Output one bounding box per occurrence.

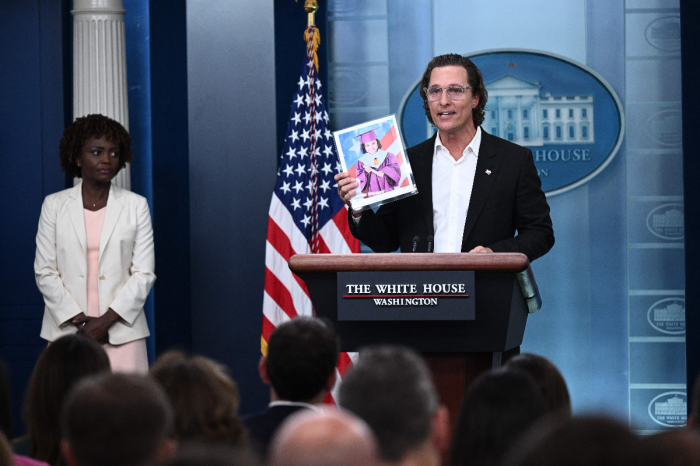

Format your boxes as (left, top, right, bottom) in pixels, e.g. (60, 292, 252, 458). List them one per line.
(262, 26, 360, 403)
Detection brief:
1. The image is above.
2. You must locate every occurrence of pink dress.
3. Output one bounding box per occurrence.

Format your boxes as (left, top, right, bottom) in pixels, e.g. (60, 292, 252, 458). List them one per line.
(14, 454, 49, 466)
(85, 208, 148, 373)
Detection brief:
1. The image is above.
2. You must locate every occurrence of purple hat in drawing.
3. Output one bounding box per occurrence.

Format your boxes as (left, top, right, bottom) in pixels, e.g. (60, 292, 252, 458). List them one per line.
(354, 127, 379, 144)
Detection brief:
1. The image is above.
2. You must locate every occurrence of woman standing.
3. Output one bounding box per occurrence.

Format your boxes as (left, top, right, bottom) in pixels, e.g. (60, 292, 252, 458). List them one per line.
(34, 114, 155, 372)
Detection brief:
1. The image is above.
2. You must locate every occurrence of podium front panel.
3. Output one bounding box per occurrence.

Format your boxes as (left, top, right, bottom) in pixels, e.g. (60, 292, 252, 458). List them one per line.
(337, 270, 475, 321)
(300, 271, 528, 353)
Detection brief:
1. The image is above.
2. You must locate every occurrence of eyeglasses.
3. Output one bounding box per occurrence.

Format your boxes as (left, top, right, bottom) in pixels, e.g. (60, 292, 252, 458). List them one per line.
(424, 85, 472, 101)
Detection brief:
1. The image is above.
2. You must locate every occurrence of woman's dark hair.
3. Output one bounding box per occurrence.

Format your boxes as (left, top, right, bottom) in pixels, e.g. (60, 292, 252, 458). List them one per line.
(504, 353, 571, 417)
(503, 416, 642, 466)
(59, 114, 133, 178)
(1, 431, 13, 466)
(360, 139, 382, 154)
(448, 370, 547, 466)
(150, 351, 246, 446)
(24, 334, 110, 466)
(164, 443, 260, 466)
(419, 53, 488, 129)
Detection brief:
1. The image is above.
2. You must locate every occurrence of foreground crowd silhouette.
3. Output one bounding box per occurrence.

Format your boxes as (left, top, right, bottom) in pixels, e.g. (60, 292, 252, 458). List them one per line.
(2, 317, 700, 466)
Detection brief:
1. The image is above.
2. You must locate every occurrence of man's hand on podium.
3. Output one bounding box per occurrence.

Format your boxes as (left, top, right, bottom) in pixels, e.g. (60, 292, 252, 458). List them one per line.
(469, 246, 493, 253)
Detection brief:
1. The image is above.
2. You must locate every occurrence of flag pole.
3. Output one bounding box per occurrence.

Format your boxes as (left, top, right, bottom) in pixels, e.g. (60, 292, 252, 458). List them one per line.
(262, 0, 360, 394)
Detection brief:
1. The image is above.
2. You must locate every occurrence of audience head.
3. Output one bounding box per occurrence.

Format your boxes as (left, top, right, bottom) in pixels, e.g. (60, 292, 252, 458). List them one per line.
(448, 369, 547, 466)
(0, 432, 12, 466)
(59, 114, 133, 178)
(61, 373, 175, 466)
(504, 353, 571, 416)
(201, 357, 242, 412)
(504, 415, 642, 466)
(24, 334, 110, 466)
(262, 317, 339, 403)
(164, 443, 260, 466)
(150, 350, 245, 446)
(643, 430, 700, 466)
(338, 345, 448, 464)
(269, 409, 378, 466)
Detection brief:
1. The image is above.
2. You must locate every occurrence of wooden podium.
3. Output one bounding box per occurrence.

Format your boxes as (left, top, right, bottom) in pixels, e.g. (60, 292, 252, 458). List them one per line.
(288, 252, 541, 426)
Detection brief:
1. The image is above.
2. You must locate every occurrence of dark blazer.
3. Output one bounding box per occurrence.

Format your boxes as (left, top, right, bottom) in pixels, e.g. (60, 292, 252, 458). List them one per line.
(243, 405, 308, 458)
(349, 131, 554, 262)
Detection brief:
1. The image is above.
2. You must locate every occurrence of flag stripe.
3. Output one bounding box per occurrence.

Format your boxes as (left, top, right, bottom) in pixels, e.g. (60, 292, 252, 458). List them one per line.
(269, 194, 310, 255)
(265, 240, 313, 311)
(380, 125, 397, 148)
(264, 267, 298, 320)
(337, 351, 354, 375)
(262, 292, 293, 334)
(330, 208, 360, 253)
(261, 314, 276, 349)
(317, 234, 331, 254)
(266, 214, 311, 295)
(267, 216, 298, 262)
(320, 214, 352, 253)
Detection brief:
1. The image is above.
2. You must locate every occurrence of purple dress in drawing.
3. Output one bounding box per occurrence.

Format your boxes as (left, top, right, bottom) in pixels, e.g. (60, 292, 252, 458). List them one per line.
(356, 150, 401, 198)
(354, 128, 401, 198)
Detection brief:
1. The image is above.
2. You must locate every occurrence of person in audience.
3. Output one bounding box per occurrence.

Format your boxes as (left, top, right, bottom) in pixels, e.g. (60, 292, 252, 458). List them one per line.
(504, 352, 572, 416)
(244, 317, 339, 458)
(688, 371, 700, 432)
(1, 433, 13, 466)
(163, 443, 260, 466)
(269, 409, 378, 466)
(17, 335, 110, 465)
(643, 429, 700, 466)
(0, 360, 49, 466)
(503, 415, 643, 466)
(150, 351, 246, 446)
(200, 357, 242, 413)
(448, 369, 547, 466)
(338, 346, 450, 466)
(34, 114, 155, 373)
(61, 373, 175, 466)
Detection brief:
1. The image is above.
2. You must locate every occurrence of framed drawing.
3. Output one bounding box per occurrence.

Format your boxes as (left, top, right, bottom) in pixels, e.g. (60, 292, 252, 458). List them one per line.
(334, 115, 418, 211)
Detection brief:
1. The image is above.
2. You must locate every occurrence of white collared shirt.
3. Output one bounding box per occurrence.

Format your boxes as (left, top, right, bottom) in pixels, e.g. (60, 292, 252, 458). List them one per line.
(432, 127, 482, 253)
(268, 400, 323, 412)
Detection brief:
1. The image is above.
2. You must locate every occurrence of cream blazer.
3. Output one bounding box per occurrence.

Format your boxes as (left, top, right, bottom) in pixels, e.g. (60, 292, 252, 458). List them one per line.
(34, 183, 155, 345)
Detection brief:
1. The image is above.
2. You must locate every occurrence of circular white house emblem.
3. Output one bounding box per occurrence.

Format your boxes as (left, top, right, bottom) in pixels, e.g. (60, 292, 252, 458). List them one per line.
(646, 297, 685, 335)
(646, 203, 684, 240)
(644, 16, 681, 52)
(399, 50, 625, 196)
(648, 391, 687, 428)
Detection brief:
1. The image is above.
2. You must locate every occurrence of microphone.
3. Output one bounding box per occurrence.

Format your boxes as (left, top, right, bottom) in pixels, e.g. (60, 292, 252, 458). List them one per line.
(427, 235, 434, 253)
(412, 236, 419, 252)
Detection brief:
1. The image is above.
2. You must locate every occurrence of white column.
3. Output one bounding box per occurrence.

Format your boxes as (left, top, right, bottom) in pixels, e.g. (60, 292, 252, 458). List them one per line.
(72, 0, 130, 190)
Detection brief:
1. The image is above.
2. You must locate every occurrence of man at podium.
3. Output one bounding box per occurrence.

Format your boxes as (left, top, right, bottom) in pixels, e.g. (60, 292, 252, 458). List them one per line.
(335, 54, 554, 262)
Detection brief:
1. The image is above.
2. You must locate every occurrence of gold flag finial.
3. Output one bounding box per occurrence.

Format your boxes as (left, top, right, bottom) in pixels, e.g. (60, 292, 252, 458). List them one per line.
(304, 0, 318, 27)
(302, 0, 321, 72)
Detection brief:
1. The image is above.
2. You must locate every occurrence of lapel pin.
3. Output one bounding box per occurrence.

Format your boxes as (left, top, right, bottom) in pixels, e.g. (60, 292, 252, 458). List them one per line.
(485, 169, 492, 175)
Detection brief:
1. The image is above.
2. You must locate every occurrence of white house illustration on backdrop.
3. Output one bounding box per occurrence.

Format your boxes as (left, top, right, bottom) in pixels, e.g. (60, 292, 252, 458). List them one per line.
(482, 74, 595, 146)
